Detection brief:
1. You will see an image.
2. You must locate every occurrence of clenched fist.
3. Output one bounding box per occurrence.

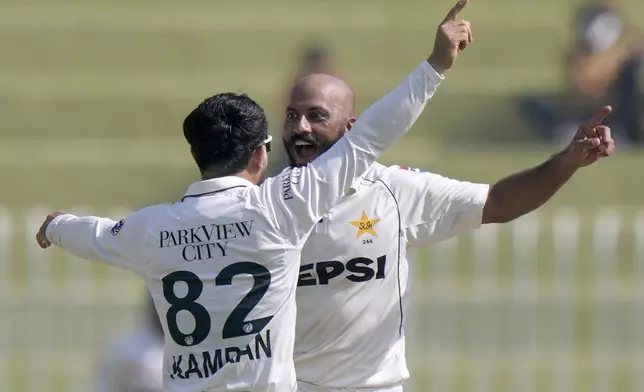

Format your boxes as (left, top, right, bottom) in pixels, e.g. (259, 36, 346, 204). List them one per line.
(427, 0, 472, 75)
(35, 211, 66, 249)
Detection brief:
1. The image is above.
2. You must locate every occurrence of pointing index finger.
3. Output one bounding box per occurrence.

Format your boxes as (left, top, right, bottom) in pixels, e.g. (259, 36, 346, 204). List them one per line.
(584, 105, 612, 129)
(443, 0, 469, 23)
(580, 105, 612, 138)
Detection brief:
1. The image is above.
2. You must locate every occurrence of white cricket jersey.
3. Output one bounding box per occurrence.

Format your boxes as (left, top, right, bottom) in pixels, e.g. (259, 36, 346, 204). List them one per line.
(294, 163, 490, 390)
(45, 60, 441, 392)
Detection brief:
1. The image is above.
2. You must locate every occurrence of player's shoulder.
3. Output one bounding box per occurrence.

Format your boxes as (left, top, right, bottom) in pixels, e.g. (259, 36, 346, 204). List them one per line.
(352, 161, 388, 185)
(345, 161, 388, 195)
(378, 164, 434, 183)
(375, 164, 457, 193)
(109, 203, 170, 236)
(130, 204, 170, 222)
(274, 165, 303, 184)
(352, 162, 439, 193)
(255, 165, 302, 204)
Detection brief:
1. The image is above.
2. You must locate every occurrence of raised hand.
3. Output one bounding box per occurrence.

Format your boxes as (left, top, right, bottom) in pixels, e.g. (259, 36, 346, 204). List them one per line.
(563, 105, 616, 167)
(427, 0, 473, 74)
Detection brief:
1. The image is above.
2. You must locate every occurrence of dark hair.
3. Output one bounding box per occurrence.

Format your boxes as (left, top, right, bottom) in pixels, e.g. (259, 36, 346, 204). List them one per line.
(183, 93, 268, 175)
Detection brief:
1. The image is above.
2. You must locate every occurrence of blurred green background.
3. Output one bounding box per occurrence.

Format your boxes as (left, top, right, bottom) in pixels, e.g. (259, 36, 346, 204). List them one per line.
(0, 0, 642, 209)
(1, 0, 644, 391)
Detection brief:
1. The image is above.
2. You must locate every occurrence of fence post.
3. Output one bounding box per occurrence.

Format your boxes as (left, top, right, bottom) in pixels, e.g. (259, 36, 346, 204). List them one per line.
(552, 208, 580, 392)
(0, 207, 12, 392)
(510, 212, 540, 392)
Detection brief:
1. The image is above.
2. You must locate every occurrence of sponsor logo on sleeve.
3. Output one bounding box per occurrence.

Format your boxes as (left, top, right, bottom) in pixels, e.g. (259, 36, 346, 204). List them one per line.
(110, 219, 125, 236)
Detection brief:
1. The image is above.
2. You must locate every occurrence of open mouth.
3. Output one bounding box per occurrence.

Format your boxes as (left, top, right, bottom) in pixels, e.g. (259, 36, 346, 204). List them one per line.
(293, 140, 320, 163)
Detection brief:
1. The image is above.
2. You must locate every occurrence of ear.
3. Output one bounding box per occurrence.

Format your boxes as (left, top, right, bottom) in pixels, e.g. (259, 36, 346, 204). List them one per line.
(346, 117, 357, 132)
(249, 147, 266, 172)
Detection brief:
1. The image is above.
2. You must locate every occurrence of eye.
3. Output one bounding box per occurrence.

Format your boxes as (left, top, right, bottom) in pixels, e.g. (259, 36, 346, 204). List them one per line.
(309, 111, 326, 121)
(285, 112, 298, 121)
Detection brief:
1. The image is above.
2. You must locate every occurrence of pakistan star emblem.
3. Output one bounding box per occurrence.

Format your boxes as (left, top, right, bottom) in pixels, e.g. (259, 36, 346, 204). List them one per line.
(349, 210, 381, 239)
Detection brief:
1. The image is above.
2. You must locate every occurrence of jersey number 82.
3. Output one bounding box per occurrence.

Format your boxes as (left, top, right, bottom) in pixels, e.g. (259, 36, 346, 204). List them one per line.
(162, 262, 273, 347)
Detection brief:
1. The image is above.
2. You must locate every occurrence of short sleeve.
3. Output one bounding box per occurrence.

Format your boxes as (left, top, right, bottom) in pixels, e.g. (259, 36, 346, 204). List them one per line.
(387, 166, 490, 246)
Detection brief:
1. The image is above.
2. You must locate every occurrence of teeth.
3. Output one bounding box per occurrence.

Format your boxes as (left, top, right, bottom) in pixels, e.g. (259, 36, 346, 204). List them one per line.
(294, 140, 313, 146)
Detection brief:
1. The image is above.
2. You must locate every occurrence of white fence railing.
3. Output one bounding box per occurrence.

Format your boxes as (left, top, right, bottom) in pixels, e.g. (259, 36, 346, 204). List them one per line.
(407, 207, 644, 392)
(1, 206, 643, 392)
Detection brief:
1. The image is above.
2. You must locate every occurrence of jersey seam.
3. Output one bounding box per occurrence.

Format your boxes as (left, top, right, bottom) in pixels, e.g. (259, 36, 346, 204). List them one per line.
(376, 179, 404, 336)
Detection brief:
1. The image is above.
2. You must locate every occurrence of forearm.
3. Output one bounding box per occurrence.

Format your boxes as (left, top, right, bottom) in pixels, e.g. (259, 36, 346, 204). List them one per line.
(347, 61, 443, 156)
(46, 214, 117, 262)
(483, 151, 578, 224)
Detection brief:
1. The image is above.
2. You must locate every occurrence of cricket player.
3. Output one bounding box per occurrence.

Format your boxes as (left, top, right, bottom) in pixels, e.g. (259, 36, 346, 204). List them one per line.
(94, 296, 164, 392)
(284, 3, 617, 392)
(34, 22, 450, 391)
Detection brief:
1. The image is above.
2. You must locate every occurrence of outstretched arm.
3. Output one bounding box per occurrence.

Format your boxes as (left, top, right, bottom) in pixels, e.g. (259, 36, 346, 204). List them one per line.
(483, 105, 615, 224)
(35, 209, 152, 272)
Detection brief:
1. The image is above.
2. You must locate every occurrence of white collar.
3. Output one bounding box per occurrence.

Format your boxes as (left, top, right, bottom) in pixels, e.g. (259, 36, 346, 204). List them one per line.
(182, 176, 253, 201)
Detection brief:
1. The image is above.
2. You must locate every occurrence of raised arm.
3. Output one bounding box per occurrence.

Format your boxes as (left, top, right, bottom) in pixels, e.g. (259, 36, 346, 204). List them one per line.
(482, 106, 616, 224)
(263, 0, 474, 241)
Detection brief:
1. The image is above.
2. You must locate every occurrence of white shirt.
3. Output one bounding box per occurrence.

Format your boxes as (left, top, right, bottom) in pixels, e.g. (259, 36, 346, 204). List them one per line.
(45, 60, 442, 392)
(95, 326, 164, 392)
(294, 163, 490, 390)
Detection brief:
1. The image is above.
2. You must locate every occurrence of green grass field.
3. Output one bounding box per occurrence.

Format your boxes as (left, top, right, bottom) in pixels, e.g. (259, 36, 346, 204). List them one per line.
(1, 0, 643, 391)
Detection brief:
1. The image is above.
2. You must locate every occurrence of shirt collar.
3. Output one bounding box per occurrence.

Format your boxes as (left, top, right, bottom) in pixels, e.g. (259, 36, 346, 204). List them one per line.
(348, 178, 362, 193)
(348, 162, 383, 193)
(182, 176, 254, 201)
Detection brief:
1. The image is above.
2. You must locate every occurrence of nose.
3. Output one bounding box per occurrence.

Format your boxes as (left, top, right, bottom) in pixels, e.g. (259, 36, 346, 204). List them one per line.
(293, 115, 312, 135)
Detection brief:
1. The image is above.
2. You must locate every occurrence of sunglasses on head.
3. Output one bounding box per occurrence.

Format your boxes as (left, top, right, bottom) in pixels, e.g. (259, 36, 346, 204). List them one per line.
(257, 135, 272, 152)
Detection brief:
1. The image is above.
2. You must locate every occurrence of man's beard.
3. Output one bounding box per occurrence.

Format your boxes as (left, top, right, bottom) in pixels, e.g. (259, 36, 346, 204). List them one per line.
(283, 135, 337, 167)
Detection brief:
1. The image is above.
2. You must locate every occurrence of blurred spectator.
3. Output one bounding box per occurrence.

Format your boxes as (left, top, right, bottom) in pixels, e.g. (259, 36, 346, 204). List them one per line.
(94, 296, 164, 392)
(611, 47, 644, 143)
(519, 0, 643, 145)
(294, 42, 338, 80)
(282, 42, 342, 110)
